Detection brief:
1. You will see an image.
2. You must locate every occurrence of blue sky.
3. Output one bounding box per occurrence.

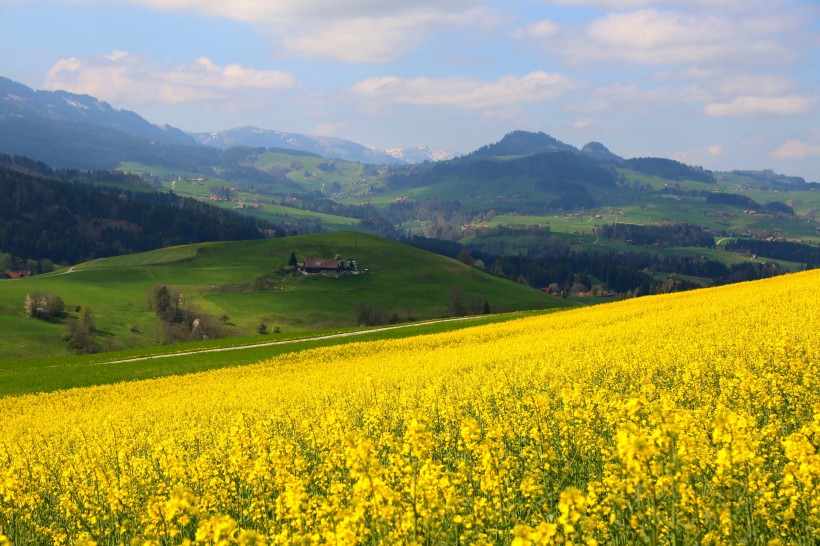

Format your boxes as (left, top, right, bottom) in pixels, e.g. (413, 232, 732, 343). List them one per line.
(2, 0, 819, 180)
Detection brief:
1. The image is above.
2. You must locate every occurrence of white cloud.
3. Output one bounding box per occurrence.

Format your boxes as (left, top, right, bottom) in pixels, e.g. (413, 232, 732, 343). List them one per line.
(571, 82, 708, 116)
(350, 71, 577, 110)
(545, 0, 788, 11)
(512, 19, 559, 40)
(582, 9, 775, 65)
(280, 7, 496, 62)
(44, 51, 297, 108)
(57, 0, 490, 63)
(572, 118, 593, 129)
(773, 139, 820, 159)
(109, 0, 481, 22)
(547, 0, 657, 8)
(713, 75, 796, 97)
(525, 6, 803, 71)
(708, 144, 724, 156)
(704, 95, 812, 117)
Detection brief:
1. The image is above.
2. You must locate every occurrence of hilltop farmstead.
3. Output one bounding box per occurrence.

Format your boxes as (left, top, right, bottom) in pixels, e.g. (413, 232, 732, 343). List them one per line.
(296, 258, 359, 276)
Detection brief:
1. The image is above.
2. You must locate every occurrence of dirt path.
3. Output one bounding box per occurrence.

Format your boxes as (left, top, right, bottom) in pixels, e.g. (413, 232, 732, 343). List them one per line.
(93, 316, 480, 366)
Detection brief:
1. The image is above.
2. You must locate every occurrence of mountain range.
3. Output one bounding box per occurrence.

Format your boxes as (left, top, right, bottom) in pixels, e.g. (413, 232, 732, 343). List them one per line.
(192, 126, 458, 164)
(0, 76, 195, 146)
(0, 76, 455, 167)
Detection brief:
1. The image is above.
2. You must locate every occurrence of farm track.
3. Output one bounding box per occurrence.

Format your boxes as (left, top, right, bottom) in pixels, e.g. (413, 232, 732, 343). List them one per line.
(92, 316, 480, 366)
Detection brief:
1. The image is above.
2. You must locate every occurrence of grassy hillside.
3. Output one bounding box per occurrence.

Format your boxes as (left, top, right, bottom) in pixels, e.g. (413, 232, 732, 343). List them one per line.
(0, 269, 815, 544)
(121, 145, 819, 245)
(0, 312, 543, 398)
(0, 231, 570, 362)
(120, 161, 369, 232)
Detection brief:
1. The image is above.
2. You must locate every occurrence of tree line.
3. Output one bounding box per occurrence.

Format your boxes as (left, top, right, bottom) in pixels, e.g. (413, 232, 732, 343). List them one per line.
(594, 223, 716, 248)
(404, 232, 792, 297)
(623, 157, 715, 183)
(0, 165, 277, 265)
(725, 239, 820, 266)
(705, 192, 795, 215)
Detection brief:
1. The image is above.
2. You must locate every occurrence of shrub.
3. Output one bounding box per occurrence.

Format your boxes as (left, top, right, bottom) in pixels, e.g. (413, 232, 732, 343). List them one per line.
(24, 291, 65, 320)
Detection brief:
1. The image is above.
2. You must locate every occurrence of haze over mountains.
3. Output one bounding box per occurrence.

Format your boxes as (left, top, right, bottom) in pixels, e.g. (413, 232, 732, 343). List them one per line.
(192, 126, 458, 165)
(0, 76, 456, 167)
(3, 75, 818, 189)
(0, 76, 195, 147)
(2, 73, 818, 351)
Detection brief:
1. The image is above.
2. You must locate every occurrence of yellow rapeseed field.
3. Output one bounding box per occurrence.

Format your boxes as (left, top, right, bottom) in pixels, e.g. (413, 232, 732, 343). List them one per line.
(1, 270, 818, 545)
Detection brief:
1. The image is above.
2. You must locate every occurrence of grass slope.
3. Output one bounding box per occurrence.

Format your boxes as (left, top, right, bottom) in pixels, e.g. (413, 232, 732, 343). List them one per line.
(123, 150, 820, 244)
(0, 311, 546, 398)
(0, 232, 570, 363)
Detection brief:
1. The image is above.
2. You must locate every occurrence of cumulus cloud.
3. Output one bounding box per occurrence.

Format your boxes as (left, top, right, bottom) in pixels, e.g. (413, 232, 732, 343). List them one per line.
(708, 144, 724, 156)
(44, 51, 297, 108)
(580, 9, 786, 65)
(58, 0, 490, 63)
(281, 6, 497, 62)
(547, 0, 658, 8)
(571, 82, 708, 116)
(713, 75, 796, 96)
(108, 0, 481, 22)
(350, 71, 577, 110)
(572, 118, 593, 129)
(280, 9, 480, 63)
(773, 139, 820, 159)
(704, 95, 812, 117)
(546, 0, 789, 12)
(524, 5, 803, 71)
(512, 19, 559, 40)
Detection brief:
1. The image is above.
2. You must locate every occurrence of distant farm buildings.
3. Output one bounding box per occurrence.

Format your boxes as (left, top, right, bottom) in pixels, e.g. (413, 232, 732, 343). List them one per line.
(296, 258, 359, 276)
(1, 270, 32, 280)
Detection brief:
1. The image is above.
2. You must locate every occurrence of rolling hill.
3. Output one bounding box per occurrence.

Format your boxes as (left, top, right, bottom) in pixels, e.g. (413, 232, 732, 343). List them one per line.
(0, 231, 571, 362)
(2, 73, 817, 304)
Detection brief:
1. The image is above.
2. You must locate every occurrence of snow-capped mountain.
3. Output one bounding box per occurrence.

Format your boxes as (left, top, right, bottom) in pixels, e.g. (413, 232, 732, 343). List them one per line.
(192, 126, 457, 164)
(1, 75, 456, 167)
(378, 145, 459, 163)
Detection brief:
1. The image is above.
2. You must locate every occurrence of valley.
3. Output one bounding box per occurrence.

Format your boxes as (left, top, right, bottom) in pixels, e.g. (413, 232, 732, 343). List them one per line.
(2, 119, 818, 366)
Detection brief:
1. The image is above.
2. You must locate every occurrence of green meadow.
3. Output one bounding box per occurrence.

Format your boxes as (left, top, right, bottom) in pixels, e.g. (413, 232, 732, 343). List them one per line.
(0, 310, 553, 398)
(0, 232, 571, 364)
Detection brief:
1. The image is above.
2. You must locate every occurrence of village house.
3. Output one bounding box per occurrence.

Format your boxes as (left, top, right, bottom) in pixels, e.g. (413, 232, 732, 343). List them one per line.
(297, 258, 358, 276)
(1, 270, 32, 280)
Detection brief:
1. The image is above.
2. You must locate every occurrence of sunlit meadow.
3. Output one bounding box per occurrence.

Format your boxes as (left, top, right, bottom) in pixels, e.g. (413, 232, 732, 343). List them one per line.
(1, 270, 818, 545)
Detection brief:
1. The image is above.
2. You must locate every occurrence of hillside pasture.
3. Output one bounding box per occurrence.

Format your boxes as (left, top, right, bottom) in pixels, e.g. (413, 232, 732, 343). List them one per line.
(78, 245, 204, 269)
(0, 232, 568, 363)
(0, 311, 541, 398)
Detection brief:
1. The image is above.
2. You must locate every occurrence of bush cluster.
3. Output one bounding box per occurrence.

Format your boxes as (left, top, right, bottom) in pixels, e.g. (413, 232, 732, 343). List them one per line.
(145, 284, 226, 343)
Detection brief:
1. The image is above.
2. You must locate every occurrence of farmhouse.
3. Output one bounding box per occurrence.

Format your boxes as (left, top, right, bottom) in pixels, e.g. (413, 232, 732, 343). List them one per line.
(1, 270, 32, 280)
(297, 258, 358, 276)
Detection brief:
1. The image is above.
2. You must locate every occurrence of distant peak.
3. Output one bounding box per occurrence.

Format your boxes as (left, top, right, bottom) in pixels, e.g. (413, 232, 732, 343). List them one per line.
(581, 141, 622, 162)
(471, 130, 577, 157)
(582, 141, 609, 153)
